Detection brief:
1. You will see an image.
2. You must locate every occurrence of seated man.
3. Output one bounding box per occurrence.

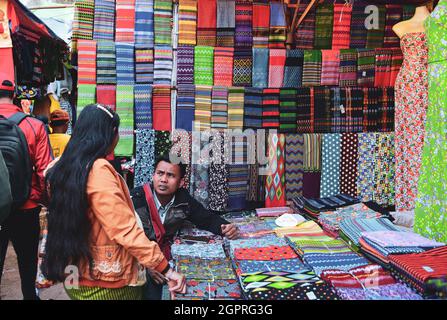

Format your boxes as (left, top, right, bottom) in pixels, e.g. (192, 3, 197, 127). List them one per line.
(131, 155, 240, 300)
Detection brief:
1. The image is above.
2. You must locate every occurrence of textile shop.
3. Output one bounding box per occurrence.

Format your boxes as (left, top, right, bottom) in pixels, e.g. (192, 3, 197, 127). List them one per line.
(70, 0, 447, 300)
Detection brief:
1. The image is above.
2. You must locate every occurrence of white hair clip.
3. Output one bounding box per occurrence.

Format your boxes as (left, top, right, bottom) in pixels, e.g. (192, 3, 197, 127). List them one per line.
(96, 104, 114, 119)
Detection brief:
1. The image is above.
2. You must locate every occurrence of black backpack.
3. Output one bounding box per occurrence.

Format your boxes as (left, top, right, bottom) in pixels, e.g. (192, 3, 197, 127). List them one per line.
(0, 151, 12, 224)
(0, 113, 32, 211)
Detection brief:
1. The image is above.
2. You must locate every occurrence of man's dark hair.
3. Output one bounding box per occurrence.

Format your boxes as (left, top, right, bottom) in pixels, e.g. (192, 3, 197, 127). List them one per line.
(154, 154, 187, 179)
(0, 80, 14, 100)
(50, 120, 69, 128)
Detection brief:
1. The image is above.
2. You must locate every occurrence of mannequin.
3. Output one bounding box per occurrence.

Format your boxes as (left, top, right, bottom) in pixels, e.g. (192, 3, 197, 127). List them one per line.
(392, 1, 436, 38)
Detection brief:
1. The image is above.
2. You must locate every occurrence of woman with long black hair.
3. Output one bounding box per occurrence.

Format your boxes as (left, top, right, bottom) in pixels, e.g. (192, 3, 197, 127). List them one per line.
(42, 104, 185, 300)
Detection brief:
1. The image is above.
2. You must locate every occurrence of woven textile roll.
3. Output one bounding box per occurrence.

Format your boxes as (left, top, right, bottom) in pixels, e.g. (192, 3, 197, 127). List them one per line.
(116, 43, 135, 85)
(339, 49, 358, 87)
(177, 46, 195, 85)
(252, 1, 270, 48)
(374, 49, 392, 87)
(285, 134, 304, 200)
(332, 3, 352, 50)
(77, 84, 96, 117)
(320, 133, 341, 198)
(279, 89, 298, 133)
(235, 0, 253, 47)
(357, 133, 377, 202)
(252, 48, 269, 88)
(320, 50, 340, 86)
(265, 133, 286, 208)
(178, 0, 197, 46)
(216, 0, 236, 47)
(314, 3, 334, 50)
(72, 0, 95, 41)
(93, 0, 115, 41)
(211, 86, 228, 130)
(350, 0, 367, 48)
(383, 5, 402, 48)
(268, 49, 286, 88)
(269, 1, 286, 48)
(135, 129, 155, 187)
(357, 49, 375, 87)
(283, 49, 304, 88)
(77, 40, 96, 84)
(214, 47, 234, 86)
(197, 0, 217, 46)
(340, 133, 358, 197)
(227, 87, 244, 129)
(96, 84, 116, 111)
(115, 85, 134, 156)
(135, 0, 154, 46)
(194, 85, 212, 131)
(97, 40, 116, 84)
(135, 45, 154, 84)
(243, 87, 263, 129)
(366, 5, 385, 49)
(194, 46, 214, 86)
(115, 0, 135, 43)
(154, 45, 173, 85)
(233, 47, 252, 87)
(134, 84, 153, 130)
(152, 85, 171, 131)
(262, 88, 280, 129)
(296, 87, 312, 133)
(154, 0, 173, 45)
(295, 2, 316, 49)
(176, 84, 195, 131)
(302, 50, 322, 87)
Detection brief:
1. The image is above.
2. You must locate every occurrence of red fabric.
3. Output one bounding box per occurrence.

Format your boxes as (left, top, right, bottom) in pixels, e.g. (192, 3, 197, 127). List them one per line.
(197, 0, 216, 46)
(115, 0, 136, 43)
(8, 1, 51, 38)
(332, 4, 352, 49)
(0, 48, 14, 81)
(0, 104, 53, 209)
(234, 246, 298, 261)
(77, 40, 97, 85)
(253, 2, 269, 29)
(96, 85, 116, 111)
(214, 47, 234, 86)
(152, 86, 171, 131)
(268, 49, 286, 88)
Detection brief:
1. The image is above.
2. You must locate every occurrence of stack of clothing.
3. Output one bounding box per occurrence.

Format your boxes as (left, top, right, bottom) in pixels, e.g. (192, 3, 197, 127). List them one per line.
(232, 216, 276, 238)
(255, 206, 293, 218)
(291, 194, 359, 221)
(175, 223, 224, 244)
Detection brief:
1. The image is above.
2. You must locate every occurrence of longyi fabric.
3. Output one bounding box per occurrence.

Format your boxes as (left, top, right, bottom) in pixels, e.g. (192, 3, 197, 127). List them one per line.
(302, 50, 322, 87)
(152, 85, 171, 131)
(357, 49, 376, 87)
(72, 0, 95, 41)
(96, 84, 116, 111)
(135, 129, 155, 187)
(135, 0, 154, 46)
(268, 49, 286, 88)
(233, 48, 253, 87)
(77, 40, 97, 85)
(235, 0, 253, 47)
(366, 5, 385, 49)
(265, 133, 286, 208)
(216, 0, 236, 47)
(252, 1, 270, 48)
(97, 40, 116, 84)
(214, 47, 234, 86)
(176, 85, 195, 131)
(269, 1, 286, 48)
(197, 0, 217, 46)
(178, 0, 198, 45)
(177, 46, 195, 85)
(194, 46, 214, 86)
(279, 89, 297, 133)
(154, 0, 173, 45)
(340, 133, 358, 197)
(135, 45, 154, 84)
(339, 49, 358, 87)
(383, 5, 402, 48)
(77, 84, 96, 117)
(93, 0, 116, 41)
(134, 84, 153, 129)
(350, 0, 367, 48)
(252, 48, 269, 88)
(283, 49, 304, 88)
(320, 134, 341, 198)
(285, 134, 304, 200)
(115, 0, 135, 43)
(332, 3, 352, 49)
(295, 2, 316, 49)
(116, 43, 135, 85)
(153, 45, 173, 85)
(115, 85, 134, 156)
(321, 50, 340, 86)
(194, 85, 212, 131)
(314, 3, 334, 49)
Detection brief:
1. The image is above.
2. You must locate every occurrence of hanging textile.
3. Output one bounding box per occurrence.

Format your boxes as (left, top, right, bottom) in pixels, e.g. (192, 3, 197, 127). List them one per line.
(314, 3, 334, 50)
(96, 85, 116, 111)
(233, 48, 253, 87)
(153, 45, 173, 85)
(77, 84, 96, 117)
(178, 0, 197, 46)
(340, 133, 358, 197)
(93, 0, 116, 41)
(170, 131, 192, 189)
(194, 85, 212, 131)
(177, 46, 195, 85)
(279, 89, 297, 133)
(373, 133, 395, 206)
(262, 88, 280, 129)
(197, 0, 217, 46)
(235, 0, 253, 47)
(155, 130, 172, 158)
(383, 5, 402, 48)
(77, 40, 97, 85)
(209, 132, 229, 211)
(115, 0, 135, 43)
(285, 134, 304, 200)
(115, 85, 134, 156)
(265, 133, 286, 208)
(216, 0, 236, 47)
(97, 40, 116, 84)
(152, 85, 171, 131)
(332, 3, 352, 50)
(364, 87, 380, 132)
(320, 133, 341, 198)
(176, 84, 196, 131)
(313, 87, 331, 133)
(227, 163, 249, 210)
(345, 87, 364, 133)
(116, 43, 135, 85)
(228, 87, 245, 129)
(366, 5, 385, 49)
(331, 87, 343, 133)
(339, 49, 358, 87)
(134, 84, 153, 129)
(243, 87, 263, 129)
(194, 46, 214, 86)
(296, 87, 312, 133)
(378, 87, 395, 132)
(252, 1, 270, 48)
(357, 133, 377, 202)
(349, 0, 367, 49)
(357, 49, 375, 87)
(214, 47, 234, 86)
(374, 49, 392, 87)
(295, 2, 316, 49)
(135, 129, 156, 187)
(154, 0, 173, 45)
(135, 0, 154, 46)
(135, 45, 154, 84)
(283, 49, 304, 88)
(302, 133, 322, 199)
(72, 0, 95, 41)
(268, 49, 286, 88)
(211, 86, 228, 130)
(252, 48, 269, 88)
(320, 50, 340, 86)
(302, 50, 322, 87)
(269, 1, 286, 48)
(390, 48, 403, 87)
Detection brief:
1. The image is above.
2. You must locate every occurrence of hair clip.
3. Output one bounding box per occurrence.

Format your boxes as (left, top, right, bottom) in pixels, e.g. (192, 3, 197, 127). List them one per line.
(96, 104, 114, 119)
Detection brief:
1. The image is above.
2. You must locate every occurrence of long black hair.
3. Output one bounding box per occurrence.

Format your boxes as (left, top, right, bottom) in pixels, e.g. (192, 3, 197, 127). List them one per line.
(42, 104, 120, 282)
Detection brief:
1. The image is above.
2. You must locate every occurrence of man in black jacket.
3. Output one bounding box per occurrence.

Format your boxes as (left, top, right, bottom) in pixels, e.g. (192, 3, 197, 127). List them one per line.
(130, 156, 239, 299)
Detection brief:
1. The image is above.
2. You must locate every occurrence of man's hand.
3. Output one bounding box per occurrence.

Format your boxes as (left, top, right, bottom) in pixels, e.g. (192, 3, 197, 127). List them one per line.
(165, 268, 186, 294)
(148, 269, 167, 285)
(221, 223, 240, 240)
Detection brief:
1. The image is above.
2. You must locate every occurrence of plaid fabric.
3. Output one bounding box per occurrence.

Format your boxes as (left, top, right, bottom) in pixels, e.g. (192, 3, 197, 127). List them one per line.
(332, 3, 352, 50)
(378, 87, 395, 132)
(233, 47, 252, 87)
(296, 87, 312, 133)
(295, 2, 316, 49)
(96, 84, 116, 111)
(194, 85, 212, 131)
(350, 0, 367, 49)
(93, 0, 115, 41)
(115, 0, 135, 43)
(135, 44, 154, 84)
(194, 46, 214, 85)
(116, 43, 135, 85)
(214, 47, 234, 86)
(279, 89, 297, 133)
(366, 5, 385, 49)
(262, 88, 280, 129)
(253, 1, 270, 48)
(320, 133, 341, 198)
(134, 84, 153, 129)
(178, 0, 197, 46)
(302, 50, 322, 87)
(402, 5, 416, 21)
(115, 85, 134, 156)
(252, 48, 269, 88)
(176, 84, 195, 131)
(265, 133, 286, 207)
(216, 0, 236, 47)
(154, 45, 173, 85)
(314, 87, 332, 133)
(344, 87, 364, 133)
(330, 87, 342, 133)
(285, 134, 304, 199)
(321, 50, 340, 86)
(357, 133, 377, 202)
(177, 46, 195, 85)
(228, 87, 245, 129)
(373, 133, 395, 206)
(97, 40, 116, 84)
(152, 85, 171, 131)
(77, 84, 96, 117)
(314, 3, 334, 50)
(72, 0, 95, 41)
(390, 48, 403, 87)
(211, 86, 228, 129)
(197, 0, 217, 46)
(283, 49, 304, 88)
(77, 40, 96, 85)
(235, 0, 253, 47)
(383, 5, 402, 48)
(269, 1, 286, 48)
(135, 0, 154, 46)
(154, 0, 173, 45)
(340, 133, 358, 197)
(339, 49, 358, 87)
(357, 49, 375, 87)
(364, 87, 380, 132)
(243, 87, 263, 129)
(374, 49, 392, 87)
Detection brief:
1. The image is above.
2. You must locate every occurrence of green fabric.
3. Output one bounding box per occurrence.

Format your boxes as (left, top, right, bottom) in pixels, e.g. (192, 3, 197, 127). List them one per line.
(115, 85, 134, 156)
(314, 4, 334, 49)
(194, 46, 214, 86)
(65, 285, 143, 300)
(0, 151, 12, 224)
(366, 5, 386, 49)
(77, 84, 96, 117)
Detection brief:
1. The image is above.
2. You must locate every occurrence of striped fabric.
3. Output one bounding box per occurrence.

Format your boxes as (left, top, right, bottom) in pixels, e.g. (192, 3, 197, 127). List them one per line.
(154, 45, 173, 85)
(115, 0, 135, 43)
(135, 129, 155, 187)
(268, 49, 286, 88)
(262, 88, 280, 129)
(265, 133, 286, 207)
(243, 87, 263, 129)
(194, 46, 214, 86)
(194, 85, 212, 131)
(373, 133, 395, 206)
(357, 49, 375, 87)
(320, 133, 341, 198)
(227, 164, 249, 210)
(390, 48, 403, 87)
(340, 133, 358, 197)
(214, 47, 234, 86)
(134, 84, 153, 129)
(283, 49, 304, 88)
(176, 84, 195, 131)
(252, 48, 269, 88)
(285, 134, 304, 200)
(366, 5, 385, 49)
(135, 45, 154, 84)
(197, 0, 217, 46)
(302, 50, 322, 87)
(77, 84, 96, 117)
(337, 88, 363, 133)
(65, 285, 142, 300)
(339, 49, 358, 87)
(269, 1, 286, 48)
(116, 43, 134, 85)
(233, 47, 252, 87)
(227, 87, 244, 129)
(252, 1, 270, 48)
(115, 85, 134, 156)
(295, 2, 316, 49)
(383, 5, 402, 48)
(314, 3, 334, 50)
(178, 0, 197, 46)
(332, 3, 352, 50)
(72, 0, 95, 41)
(357, 133, 377, 202)
(93, 0, 115, 40)
(313, 87, 331, 133)
(152, 85, 171, 131)
(211, 86, 228, 130)
(321, 50, 340, 86)
(135, 0, 154, 46)
(177, 46, 195, 85)
(374, 49, 392, 87)
(350, 0, 367, 48)
(303, 133, 322, 199)
(154, 0, 173, 45)
(279, 89, 297, 133)
(296, 87, 312, 133)
(216, 0, 236, 47)
(235, 0, 253, 47)
(97, 40, 116, 84)
(77, 40, 96, 84)
(96, 84, 116, 111)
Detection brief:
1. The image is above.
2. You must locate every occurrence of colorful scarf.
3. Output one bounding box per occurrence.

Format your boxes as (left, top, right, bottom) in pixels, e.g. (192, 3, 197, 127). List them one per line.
(235, 0, 253, 47)
(134, 84, 152, 130)
(295, 2, 316, 49)
(269, 1, 286, 48)
(339, 49, 358, 87)
(77, 84, 96, 117)
(252, 1, 270, 48)
(296, 87, 312, 133)
(357, 133, 377, 202)
(265, 133, 286, 208)
(211, 86, 228, 130)
(154, 0, 173, 45)
(228, 87, 245, 129)
(349, 0, 367, 48)
(197, 0, 217, 46)
(177, 46, 195, 85)
(115, 0, 135, 43)
(285, 134, 304, 200)
(96, 40, 116, 84)
(72, 0, 95, 41)
(93, 0, 115, 41)
(283, 49, 304, 88)
(357, 49, 375, 87)
(383, 5, 402, 48)
(262, 88, 280, 129)
(216, 0, 236, 47)
(320, 133, 341, 198)
(176, 84, 195, 131)
(321, 50, 340, 86)
(135, 129, 155, 187)
(194, 85, 212, 131)
(302, 50, 322, 87)
(332, 3, 352, 49)
(374, 49, 392, 87)
(152, 85, 171, 131)
(77, 40, 96, 85)
(243, 87, 263, 129)
(373, 133, 395, 206)
(116, 43, 135, 85)
(194, 46, 214, 86)
(233, 47, 252, 87)
(252, 48, 269, 88)
(153, 45, 173, 85)
(279, 89, 297, 133)
(135, 45, 154, 84)
(178, 0, 197, 46)
(314, 3, 334, 49)
(135, 0, 154, 46)
(115, 85, 134, 156)
(213, 47, 234, 86)
(96, 84, 116, 111)
(313, 87, 331, 133)
(340, 133, 358, 197)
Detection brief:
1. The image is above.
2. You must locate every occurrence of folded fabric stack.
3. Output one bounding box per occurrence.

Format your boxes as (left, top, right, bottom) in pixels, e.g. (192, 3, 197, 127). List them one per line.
(291, 194, 359, 221)
(171, 243, 227, 260)
(175, 224, 224, 244)
(255, 206, 294, 218)
(320, 264, 422, 300)
(233, 216, 276, 238)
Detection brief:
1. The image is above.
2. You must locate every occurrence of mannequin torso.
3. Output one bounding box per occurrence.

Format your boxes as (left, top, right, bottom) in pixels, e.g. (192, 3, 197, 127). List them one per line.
(392, 6, 431, 38)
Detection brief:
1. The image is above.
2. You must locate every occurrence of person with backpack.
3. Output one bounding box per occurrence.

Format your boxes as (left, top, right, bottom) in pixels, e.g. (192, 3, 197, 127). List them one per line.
(0, 79, 53, 300)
